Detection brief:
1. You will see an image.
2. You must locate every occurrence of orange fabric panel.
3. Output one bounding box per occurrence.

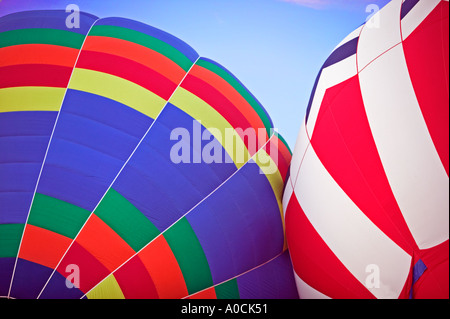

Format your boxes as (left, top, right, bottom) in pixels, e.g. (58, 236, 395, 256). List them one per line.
(75, 214, 135, 272)
(18, 224, 72, 269)
(0, 44, 79, 68)
(82, 35, 185, 85)
(138, 234, 188, 299)
(189, 64, 267, 141)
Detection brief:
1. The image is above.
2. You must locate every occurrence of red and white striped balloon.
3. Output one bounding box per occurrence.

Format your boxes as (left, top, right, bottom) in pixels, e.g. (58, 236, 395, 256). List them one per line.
(284, 0, 449, 299)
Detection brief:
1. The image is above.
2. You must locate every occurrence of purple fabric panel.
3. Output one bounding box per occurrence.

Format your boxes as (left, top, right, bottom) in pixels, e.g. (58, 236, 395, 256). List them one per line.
(186, 159, 284, 285)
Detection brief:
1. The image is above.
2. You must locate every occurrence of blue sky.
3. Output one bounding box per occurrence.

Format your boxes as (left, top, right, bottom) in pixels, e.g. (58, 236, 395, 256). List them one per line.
(0, 0, 390, 147)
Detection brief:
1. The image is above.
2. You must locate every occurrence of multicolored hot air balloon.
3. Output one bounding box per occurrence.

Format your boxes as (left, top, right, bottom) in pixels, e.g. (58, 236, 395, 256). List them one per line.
(284, 0, 449, 299)
(0, 10, 297, 299)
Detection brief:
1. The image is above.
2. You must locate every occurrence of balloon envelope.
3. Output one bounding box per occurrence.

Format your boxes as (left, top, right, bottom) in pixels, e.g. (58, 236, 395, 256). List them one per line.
(0, 10, 297, 299)
(284, 0, 449, 299)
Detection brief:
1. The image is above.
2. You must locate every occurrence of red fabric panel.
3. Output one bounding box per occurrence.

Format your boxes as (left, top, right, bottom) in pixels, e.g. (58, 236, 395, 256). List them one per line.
(82, 35, 185, 84)
(262, 136, 290, 181)
(114, 255, 159, 299)
(285, 194, 375, 299)
(414, 240, 449, 299)
(138, 235, 188, 299)
(74, 214, 135, 272)
(276, 136, 293, 178)
(0, 64, 72, 88)
(189, 64, 268, 142)
(403, 1, 449, 176)
(76, 50, 177, 100)
(310, 75, 418, 255)
(188, 287, 217, 299)
(18, 224, 72, 269)
(55, 241, 110, 294)
(0, 44, 79, 68)
(181, 74, 254, 152)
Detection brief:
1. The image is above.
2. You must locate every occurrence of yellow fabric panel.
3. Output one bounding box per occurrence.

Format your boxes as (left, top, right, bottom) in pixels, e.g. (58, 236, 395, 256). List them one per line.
(86, 274, 125, 299)
(0, 86, 65, 112)
(68, 68, 166, 119)
(169, 87, 250, 168)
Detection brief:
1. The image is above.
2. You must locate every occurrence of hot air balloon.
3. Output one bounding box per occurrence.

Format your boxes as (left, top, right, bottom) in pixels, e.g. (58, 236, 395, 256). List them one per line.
(284, 0, 449, 299)
(0, 10, 297, 299)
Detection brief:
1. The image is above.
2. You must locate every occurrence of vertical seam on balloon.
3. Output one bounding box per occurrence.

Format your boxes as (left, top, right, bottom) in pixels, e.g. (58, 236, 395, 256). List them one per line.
(7, 17, 101, 299)
(80, 133, 276, 299)
(35, 51, 201, 299)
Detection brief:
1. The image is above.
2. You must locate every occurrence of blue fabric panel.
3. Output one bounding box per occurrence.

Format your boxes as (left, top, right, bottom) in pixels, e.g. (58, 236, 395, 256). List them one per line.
(0, 136, 52, 164)
(0, 111, 57, 137)
(112, 103, 236, 231)
(63, 89, 152, 139)
(0, 193, 33, 224)
(185, 159, 285, 285)
(409, 258, 427, 298)
(322, 37, 359, 69)
(401, 0, 421, 19)
(236, 251, 299, 299)
(0, 111, 57, 224)
(37, 138, 124, 211)
(54, 112, 141, 162)
(305, 69, 322, 125)
(0, 163, 41, 223)
(0, 257, 15, 296)
(36, 89, 153, 211)
(39, 270, 84, 299)
(95, 17, 199, 63)
(412, 259, 427, 285)
(0, 10, 98, 34)
(306, 37, 358, 124)
(9, 258, 53, 299)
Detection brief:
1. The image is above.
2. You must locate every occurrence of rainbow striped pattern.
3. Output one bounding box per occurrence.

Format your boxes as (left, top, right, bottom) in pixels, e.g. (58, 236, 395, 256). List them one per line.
(0, 10, 296, 299)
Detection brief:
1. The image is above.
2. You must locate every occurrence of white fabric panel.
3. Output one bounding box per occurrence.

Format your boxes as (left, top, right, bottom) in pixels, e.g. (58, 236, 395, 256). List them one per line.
(357, 0, 403, 71)
(294, 144, 412, 299)
(306, 53, 357, 136)
(288, 120, 310, 185)
(294, 271, 330, 299)
(358, 44, 449, 250)
(401, 0, 441, 39)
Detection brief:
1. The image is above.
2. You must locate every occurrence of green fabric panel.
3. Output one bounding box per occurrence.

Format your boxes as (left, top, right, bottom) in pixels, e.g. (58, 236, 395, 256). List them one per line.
(0, 223, 24, 258)
(215, 278, 240, 299)
(94, 188, 160, 252)
(0, 28, 85, 49)
(89, 25, 193, 72)
(27, 193, 90, 239)
(196, 58, 273, 136)
(163, 217, 213, 295)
